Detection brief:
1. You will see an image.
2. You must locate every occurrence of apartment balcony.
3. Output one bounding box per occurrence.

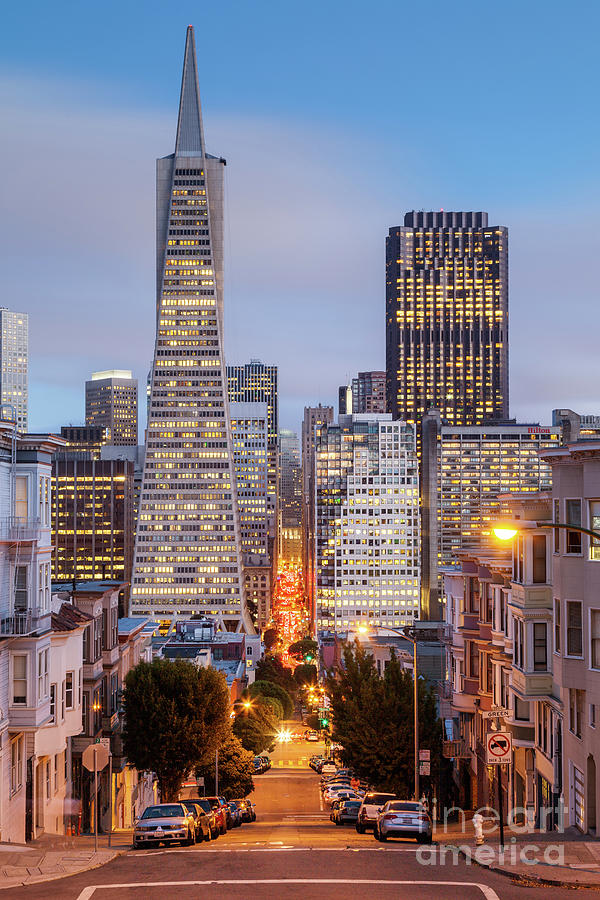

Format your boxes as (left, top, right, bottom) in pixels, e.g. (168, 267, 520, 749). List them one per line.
(102, 711, 120, 732)
(0, 608, 51, 637)
(452, 675, 479, 712)
(102, 645, 119, 668)
(0, 517, 42, 543)
(512, 667, 553, 698)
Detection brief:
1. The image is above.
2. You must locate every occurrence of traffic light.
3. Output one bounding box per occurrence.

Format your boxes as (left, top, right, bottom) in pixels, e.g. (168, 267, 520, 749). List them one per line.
(305, 653, 314, 662)
(320, 717, 329, 728)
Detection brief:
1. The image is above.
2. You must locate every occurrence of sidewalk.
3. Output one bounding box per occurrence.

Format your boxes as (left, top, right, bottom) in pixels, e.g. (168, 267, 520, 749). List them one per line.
(0, 829, 133, 890)
(434, 819, 600, 886)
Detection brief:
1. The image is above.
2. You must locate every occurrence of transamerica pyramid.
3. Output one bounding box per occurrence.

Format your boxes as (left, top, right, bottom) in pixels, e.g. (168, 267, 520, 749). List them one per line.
(131, 26, 254, 633)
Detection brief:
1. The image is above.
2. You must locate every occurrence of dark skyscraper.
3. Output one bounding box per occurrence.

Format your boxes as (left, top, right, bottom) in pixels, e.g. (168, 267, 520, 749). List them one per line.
(386, 211, 508, 430)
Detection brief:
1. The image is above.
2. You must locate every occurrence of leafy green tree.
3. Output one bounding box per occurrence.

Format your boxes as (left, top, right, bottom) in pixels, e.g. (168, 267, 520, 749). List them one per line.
(196, 735, 254, 799)
(233, 698, 279, 754)
(326, 641, 446, 799)
(122, 659, 230, 801)
(294, 663, 318, 687)
(248, 679, 294, 719)
(255, 656, 297, 697)
(288, 638, 318, 663)
(258, 695, 284, 720)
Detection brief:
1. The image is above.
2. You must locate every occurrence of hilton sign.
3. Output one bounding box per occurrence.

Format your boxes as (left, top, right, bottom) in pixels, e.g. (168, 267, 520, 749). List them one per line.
(528, 427, 551, 434)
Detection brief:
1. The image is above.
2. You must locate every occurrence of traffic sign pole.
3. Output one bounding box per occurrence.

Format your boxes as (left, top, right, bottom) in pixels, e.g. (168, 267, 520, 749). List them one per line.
(498, 765, 504, 850)
(93, 745, 98, 854)
(108, 752, 112, 848)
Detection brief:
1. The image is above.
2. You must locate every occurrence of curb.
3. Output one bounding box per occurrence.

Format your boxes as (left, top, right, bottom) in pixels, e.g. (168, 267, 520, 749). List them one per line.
(444, 843, 600, 890)
(0, 848, 127, 890)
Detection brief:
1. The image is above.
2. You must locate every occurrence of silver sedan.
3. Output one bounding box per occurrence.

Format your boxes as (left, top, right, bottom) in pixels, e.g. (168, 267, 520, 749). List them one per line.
(133, 802, 196, 848)
(374, 800, 432, 843)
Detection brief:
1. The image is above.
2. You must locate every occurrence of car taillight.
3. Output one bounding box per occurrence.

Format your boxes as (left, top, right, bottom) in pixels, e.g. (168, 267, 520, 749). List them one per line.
(383, 814, 396, 821)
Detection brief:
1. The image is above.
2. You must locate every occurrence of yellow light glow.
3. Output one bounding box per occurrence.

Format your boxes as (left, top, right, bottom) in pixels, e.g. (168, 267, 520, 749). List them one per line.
(493, 527, 518, 541)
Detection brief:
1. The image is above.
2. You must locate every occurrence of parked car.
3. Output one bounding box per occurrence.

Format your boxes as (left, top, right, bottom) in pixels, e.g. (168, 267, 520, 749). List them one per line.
(320, 762, 337, 775)
(259, 755, 271, 771)
(133, 803, 196, 848)
(189, 797, 220, 839)
(219, 795, 233, 829)
(204, 796, 228, 834)
(182, 799, 212, 841)
(324, 788, 361, 808)
(253, 756, 267, 774)
(356, 792, 397, 833)
(333, 799, 362, 826)
(309, 755, 324, 771)
(227, 800, 243, 827)
(232, 798, 256, 822)
(374, 800, 432, 843)
(306, 731, 319, 742)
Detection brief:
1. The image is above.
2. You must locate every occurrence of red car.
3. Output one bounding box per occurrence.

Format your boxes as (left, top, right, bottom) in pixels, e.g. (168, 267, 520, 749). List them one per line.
(204, 796, 228, 834)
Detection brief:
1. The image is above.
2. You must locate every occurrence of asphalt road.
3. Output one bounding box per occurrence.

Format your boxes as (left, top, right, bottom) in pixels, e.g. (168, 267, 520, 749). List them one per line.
(9, 749, 581, 900)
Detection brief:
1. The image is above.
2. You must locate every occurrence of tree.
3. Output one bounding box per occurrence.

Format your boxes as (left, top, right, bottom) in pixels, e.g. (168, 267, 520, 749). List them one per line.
(248, 679, 294, 718)
(288, 638, 318, 663)
(326, 641, 447, 799)
(233, 698, 279, 754)
(196, 735, 254, 799)
(262, 627, 279, 652)
(294, 663, 318, 687)
(255, 656, 297, 697)
(122, 658, 230, 801)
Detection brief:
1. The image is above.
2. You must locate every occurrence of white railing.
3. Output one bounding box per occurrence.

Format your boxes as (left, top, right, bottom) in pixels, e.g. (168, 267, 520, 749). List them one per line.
(0, 517, 42, 542)
(0, 608, 49, 637)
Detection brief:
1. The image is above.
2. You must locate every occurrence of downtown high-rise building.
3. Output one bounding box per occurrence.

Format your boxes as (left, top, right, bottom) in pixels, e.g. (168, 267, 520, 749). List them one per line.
(85, 370, 138, 446)
(278, 429, 302, 561)
(52, 456, 135, 584)
(131, 26, 251, 631)
(420, 410, 561, 619)
(301, 404, 334, 625)
(230, 402, 271, 629)
(227, 360, 278, 521)
(386, 212, 509, 432)
(315, 414, 420, 633)
(0, 307, 28, 432)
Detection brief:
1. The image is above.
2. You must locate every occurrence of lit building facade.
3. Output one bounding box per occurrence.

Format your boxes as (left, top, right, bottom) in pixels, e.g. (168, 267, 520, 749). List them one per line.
(230, 402, 271, 629)
(278, 429, 302, 562)
(85, 370, 138, 447)
(352, 371, 386, 414)
(131, 27, 251, 632)
(0, 307, 28, 432)
(52, 457, 135, 584)
(227, 360, 278, 524)
(59, 425, 109, 460)
(315, 414, 420, 632)
(386, 211, 509, 432)
(301, 405, 334, 627)
(421, 410, 560, 619)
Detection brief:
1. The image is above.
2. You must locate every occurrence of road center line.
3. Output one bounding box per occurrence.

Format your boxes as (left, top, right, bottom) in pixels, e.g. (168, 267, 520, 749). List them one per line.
(76, 880, 501, 900)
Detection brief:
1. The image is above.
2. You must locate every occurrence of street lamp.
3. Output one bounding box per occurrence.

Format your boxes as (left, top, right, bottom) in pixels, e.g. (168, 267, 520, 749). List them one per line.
(494, 520, 600, 543)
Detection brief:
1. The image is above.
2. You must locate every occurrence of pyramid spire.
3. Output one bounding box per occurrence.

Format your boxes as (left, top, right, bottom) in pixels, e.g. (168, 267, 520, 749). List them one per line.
(131, 27, 253, 633)
(174, 26, 204, 156)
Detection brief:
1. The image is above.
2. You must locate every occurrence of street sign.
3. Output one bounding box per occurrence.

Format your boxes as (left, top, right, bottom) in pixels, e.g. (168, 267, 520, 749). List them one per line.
(419, 749, 430, 761)
(95, 737, 111, 751)
(482, 708, 510, 720)
(419, 762, 431, 776)
(486, 731, 512, 765)
(82, 743, 109, 772)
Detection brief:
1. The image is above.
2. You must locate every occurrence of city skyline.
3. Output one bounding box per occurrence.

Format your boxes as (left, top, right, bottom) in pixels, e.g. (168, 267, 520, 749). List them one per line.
(2, 1, 599, 435)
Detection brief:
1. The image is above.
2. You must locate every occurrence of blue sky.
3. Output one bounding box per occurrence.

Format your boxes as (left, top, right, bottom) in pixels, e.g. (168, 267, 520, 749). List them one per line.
(2, 0, 599, 434)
